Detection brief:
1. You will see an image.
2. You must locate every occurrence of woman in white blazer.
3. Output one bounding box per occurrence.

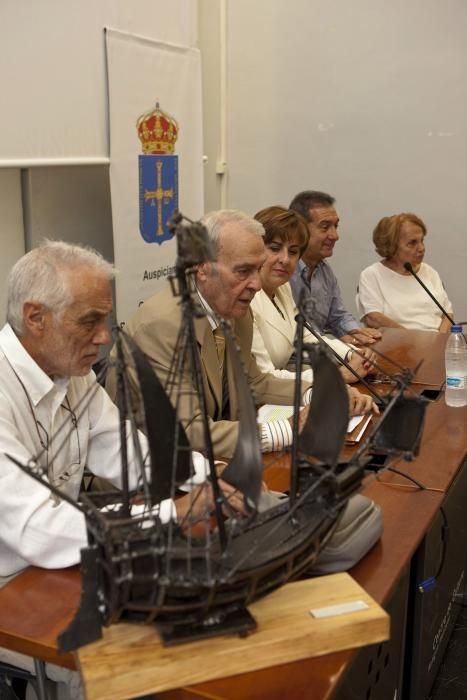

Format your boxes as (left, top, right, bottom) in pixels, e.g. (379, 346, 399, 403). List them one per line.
(250, 208, 383, 571)
(251, 207, 375, 383)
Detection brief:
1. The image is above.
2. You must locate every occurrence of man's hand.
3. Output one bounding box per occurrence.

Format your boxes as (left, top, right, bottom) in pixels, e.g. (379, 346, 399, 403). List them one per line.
(176, 479, 248, 528)
(341, 328, 382, 346)
(287, 404, 310, 433)
(216, 478, 249, 518)
(347, 386, 379, 416)
(341, 347, 377, 383)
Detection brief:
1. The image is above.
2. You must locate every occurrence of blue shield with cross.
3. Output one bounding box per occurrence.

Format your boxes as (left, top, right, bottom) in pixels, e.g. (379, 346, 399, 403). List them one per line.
(139, 154, 179, 244)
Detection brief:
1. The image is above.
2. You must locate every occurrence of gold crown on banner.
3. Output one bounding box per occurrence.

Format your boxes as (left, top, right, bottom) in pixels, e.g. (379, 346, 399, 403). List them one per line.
(136, 102, 179, 154)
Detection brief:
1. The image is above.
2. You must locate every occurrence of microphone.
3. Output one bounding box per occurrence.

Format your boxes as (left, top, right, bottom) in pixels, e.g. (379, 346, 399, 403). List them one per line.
(403, 262, 455, 326)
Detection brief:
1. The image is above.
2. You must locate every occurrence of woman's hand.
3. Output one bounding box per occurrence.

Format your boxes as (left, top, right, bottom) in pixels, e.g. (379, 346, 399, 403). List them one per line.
(341, 348, 377, 383)
(347, 386, 379, 416)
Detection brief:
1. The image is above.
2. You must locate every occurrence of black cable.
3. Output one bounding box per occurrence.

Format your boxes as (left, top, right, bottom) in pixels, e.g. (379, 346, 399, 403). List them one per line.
(386, 466, 427, 490)
(385, 466, 448, 593)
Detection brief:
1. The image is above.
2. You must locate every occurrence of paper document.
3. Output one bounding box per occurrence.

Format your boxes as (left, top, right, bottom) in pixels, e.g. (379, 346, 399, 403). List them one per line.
(347, 415, 365, 433)
(346, 414, 372, 444)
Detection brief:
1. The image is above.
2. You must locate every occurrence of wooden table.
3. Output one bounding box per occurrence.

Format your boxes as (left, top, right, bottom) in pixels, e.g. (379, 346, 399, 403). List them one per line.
(158, 329, 466, 700)
(370, 327, 447, 387)
(0, 328, 465, 699)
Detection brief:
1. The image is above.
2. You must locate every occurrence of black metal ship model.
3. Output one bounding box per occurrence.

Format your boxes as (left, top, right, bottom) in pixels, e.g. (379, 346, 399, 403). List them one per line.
(8, 213, 429, 652)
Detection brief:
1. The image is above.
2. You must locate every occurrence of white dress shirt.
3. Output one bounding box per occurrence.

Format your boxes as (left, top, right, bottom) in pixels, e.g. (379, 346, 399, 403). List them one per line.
(0, 323, 204, 576)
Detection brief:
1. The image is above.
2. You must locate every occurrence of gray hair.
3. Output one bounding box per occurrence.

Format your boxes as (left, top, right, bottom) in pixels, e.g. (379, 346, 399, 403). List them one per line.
(201, 209, 264, 254)
(7, 240, 115, 335)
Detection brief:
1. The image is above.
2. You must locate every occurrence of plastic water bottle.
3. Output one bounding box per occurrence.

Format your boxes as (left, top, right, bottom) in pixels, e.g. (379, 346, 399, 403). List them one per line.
(445, 325, 467, 407)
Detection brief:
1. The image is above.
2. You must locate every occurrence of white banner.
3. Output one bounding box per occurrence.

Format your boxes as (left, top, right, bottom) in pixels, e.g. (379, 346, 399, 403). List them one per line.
(106, 27, 204, 324)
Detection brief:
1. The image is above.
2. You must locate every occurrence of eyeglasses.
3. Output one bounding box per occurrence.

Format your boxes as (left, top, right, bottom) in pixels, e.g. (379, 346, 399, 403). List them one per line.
(7, 358, 84, 503)
(48, 398, 82, 490)
(13, 371, 82, 492)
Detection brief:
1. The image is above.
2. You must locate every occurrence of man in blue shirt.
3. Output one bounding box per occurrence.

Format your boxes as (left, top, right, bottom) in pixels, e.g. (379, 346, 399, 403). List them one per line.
(289, 190, 382, 345)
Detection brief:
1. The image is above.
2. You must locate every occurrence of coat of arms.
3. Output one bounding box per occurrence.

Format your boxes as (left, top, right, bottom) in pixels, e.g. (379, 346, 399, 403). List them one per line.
(137, 102, 179, 244)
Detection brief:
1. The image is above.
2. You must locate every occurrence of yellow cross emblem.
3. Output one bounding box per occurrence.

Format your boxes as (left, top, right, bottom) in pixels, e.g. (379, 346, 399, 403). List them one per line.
(144, 160, 174, 236)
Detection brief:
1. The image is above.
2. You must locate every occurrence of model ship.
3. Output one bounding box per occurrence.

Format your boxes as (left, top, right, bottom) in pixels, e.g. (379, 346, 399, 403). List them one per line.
(8, 213, 428, 651)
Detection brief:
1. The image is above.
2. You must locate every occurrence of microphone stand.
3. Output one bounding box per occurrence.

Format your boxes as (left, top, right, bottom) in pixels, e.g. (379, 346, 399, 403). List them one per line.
(403, 262, 455, 325)
(295, 290, 429, 467)
(296, 290, 427, 406)
(302, 318, 387, 407)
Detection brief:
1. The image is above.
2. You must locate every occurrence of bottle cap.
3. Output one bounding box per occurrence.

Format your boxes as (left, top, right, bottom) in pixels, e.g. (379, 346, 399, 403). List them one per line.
(451, 324, 462, 332)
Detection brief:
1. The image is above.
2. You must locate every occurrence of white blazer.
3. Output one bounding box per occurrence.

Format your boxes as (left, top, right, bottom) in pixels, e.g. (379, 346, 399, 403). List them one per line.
(251, 284, 350, 383)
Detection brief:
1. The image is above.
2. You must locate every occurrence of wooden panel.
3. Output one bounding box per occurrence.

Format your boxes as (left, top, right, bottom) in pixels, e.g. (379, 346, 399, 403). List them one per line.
(349, 481, 442, 603)
(160, 651, 353, 700)
(77, 574, 389, 700)
(0, 567, 79, 669)
(373, 328, 446, 387)
(398, 398, 467, 492)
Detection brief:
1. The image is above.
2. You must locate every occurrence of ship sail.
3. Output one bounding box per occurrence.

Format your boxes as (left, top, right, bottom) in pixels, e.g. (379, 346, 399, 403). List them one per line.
(298, 347, 349, 467)
(115, 330, 192, 505)
(217, 326, 264, 509)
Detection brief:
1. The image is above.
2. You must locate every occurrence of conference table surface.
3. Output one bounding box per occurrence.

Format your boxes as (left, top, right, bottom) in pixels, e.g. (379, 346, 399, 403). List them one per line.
(0, 328, 465, 699)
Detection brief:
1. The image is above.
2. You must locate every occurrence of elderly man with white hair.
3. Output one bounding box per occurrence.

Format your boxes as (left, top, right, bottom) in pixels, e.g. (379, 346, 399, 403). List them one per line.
(110, 209, 375, 459)
(112, 209, 382, 577)
(0, 240, 243, 699)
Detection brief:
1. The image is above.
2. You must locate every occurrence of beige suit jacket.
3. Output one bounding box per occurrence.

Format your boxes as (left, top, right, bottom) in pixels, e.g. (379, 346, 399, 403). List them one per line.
(107, 283, 307, 457)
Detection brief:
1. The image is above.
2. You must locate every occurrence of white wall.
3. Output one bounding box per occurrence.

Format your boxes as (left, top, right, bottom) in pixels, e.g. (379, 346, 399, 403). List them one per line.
(201, 0, 467, 323)
(198, 0, 223, 210)
(0, 171, 24, 325)
(22, 165, 114, 257)
(1, 1, 465, 326)
(0, 0, 197, 163)
(0, 0, 198, 325)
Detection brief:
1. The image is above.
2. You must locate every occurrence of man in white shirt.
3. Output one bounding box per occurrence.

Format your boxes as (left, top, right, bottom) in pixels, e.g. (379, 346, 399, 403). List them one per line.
(0, 240, 245, 698)
(0, 240, 244, 580)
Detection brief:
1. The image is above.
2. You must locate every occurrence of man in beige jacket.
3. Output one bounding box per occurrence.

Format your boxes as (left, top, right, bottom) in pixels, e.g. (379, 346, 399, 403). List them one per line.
(108, 209, 374, 458)
(107, 209, 382, 576)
